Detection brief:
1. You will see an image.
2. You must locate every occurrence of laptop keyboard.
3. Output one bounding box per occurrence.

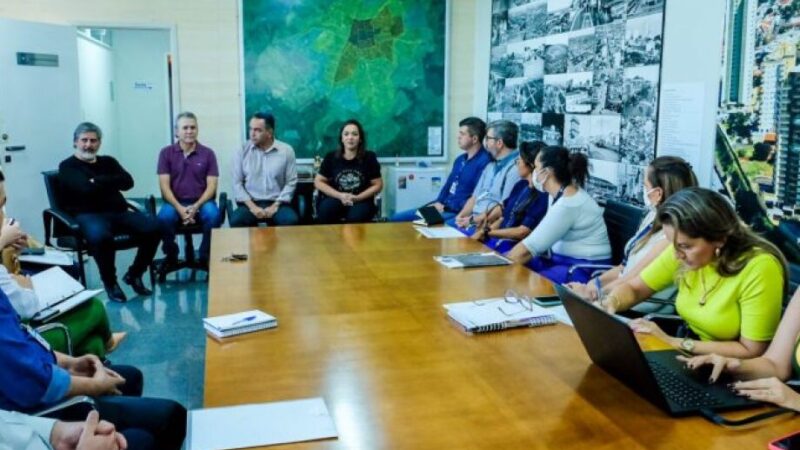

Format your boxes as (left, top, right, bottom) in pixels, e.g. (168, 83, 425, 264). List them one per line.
(649, 360, 723, 408)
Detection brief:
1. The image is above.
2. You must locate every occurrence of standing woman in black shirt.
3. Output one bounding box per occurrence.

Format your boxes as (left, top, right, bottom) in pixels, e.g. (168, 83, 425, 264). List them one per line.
(314, 119, 383, 223)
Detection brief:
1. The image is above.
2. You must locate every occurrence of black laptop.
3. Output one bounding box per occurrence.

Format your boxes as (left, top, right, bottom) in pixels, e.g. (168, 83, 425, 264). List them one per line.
(413, 205, 444, 226)
(555, 284, 757, 416)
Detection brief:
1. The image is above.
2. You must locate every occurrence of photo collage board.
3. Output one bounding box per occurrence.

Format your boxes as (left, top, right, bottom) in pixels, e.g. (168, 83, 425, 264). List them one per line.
(488, 0, 665, 205)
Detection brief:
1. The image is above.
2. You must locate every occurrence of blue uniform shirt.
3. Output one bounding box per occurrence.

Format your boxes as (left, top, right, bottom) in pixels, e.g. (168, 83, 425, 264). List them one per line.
(436, 147, 492, 213)
(499, 180, 548, 231)
(0, 290, 70, 412)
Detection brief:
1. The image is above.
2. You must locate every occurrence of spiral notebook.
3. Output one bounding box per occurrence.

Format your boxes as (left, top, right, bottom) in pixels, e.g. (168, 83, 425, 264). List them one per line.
(444, 298, 556, 333)
(203, 309, 277, 340)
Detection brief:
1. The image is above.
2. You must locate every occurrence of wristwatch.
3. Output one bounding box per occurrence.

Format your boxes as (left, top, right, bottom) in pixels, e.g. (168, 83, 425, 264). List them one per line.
(680, 338, 695, 353)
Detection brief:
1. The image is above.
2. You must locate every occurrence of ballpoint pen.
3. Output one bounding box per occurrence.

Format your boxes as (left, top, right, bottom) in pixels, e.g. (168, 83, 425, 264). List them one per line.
(231, 315, 257, 326)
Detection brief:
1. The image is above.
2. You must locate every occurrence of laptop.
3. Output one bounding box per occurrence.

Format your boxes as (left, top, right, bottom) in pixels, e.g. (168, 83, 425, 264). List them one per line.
(413, 205, 444, 226)
(555, 284, 757, 416)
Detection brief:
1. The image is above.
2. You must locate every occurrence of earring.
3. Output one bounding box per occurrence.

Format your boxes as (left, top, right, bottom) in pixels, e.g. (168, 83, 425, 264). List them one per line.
(715, 247, 721, 257)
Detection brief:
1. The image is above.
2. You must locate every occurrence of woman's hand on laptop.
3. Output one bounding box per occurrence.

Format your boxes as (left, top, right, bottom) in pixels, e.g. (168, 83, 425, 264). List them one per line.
(731, 377, 800, 411)
(677, 353, 741, 383)
(629, 318, 672, 345)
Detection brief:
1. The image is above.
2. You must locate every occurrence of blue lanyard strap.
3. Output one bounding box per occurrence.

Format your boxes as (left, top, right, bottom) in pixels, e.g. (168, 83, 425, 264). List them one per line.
(621, 222, 654, 266)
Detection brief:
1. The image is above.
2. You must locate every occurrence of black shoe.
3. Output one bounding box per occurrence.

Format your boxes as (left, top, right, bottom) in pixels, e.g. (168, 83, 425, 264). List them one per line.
(104, 282, 128, 303)
(159, 255, 181, 274)
(122, 272, 153, 296)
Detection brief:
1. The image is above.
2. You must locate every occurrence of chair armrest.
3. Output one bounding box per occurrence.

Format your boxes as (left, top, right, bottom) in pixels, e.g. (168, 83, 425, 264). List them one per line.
(642, 313, 682, 322)
(43, 209, 80, 247)
(126, 198, 147, 214)
(33, 396, 96, 418)
(567, 263, 614, 276)
(34, 322, 73, 356)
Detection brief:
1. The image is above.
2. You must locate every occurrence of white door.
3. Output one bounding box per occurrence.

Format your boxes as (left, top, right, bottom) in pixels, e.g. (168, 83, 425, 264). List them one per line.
(0, 18, 80, 238)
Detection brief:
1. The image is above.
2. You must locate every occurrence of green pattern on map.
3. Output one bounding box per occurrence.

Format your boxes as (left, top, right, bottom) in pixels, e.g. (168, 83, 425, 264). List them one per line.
(243, 0, 446, 159)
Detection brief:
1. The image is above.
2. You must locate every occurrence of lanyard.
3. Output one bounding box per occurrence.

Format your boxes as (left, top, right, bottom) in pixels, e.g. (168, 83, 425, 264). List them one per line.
(621, 222, 654, 266)
(550, 186, 566, 205)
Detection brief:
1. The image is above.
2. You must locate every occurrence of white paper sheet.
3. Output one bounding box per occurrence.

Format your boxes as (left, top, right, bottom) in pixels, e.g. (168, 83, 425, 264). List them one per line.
(188, 398, 338, 450)
(18, 248, 74, 266)
(414, 226, 465, 239)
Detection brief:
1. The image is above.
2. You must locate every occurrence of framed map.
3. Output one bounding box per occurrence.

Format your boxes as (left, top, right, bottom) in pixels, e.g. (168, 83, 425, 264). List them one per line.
(242, 0, 447, 161)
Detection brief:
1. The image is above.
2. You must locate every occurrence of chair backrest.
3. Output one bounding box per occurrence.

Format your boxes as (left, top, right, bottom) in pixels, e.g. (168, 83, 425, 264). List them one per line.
(603, 199, 646, 266)
(42, 170, 64, 210)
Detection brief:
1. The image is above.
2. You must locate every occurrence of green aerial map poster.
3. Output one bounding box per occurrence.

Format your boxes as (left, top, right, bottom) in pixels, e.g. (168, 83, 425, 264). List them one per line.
(242, 0, 447, 160)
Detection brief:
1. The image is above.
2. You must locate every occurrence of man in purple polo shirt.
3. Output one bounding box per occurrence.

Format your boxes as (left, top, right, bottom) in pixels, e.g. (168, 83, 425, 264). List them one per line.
(156, 112, 221, 270)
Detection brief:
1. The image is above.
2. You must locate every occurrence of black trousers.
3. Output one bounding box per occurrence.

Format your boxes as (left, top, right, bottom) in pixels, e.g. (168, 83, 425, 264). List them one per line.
(316, 197, 376, 224)
(74, 211, 160, 286)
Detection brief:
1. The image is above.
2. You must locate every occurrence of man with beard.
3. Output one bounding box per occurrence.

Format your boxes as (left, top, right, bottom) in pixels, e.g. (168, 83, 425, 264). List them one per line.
(57, 122, 160, 303)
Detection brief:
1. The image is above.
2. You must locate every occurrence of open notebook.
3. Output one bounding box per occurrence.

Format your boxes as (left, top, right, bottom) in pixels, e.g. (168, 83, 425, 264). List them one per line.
(444, 298, 556, 333)
(31, 267, 103, 321)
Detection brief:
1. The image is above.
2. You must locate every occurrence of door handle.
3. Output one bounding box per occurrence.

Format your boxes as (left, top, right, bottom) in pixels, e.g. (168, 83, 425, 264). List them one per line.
(4, 146, 25, 152)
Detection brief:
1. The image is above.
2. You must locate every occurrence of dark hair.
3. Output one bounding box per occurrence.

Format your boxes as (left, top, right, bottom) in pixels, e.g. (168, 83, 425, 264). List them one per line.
(0, 170, 5, 182)
(487, 120, 519, 149)
(658, 187, 788, 291)
(459, 117, 487, 142)
(73, 122, 102, 141)
(249, 112, 275, 132)
(632, 156, 699, 253)
(519, 141, 545, 169)
(537, 146, 589, 188)
(336, 119, 367, 159)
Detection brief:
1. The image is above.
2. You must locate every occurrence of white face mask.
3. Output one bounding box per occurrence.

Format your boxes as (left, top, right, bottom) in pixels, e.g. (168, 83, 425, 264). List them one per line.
(532, 169, 547, 192)
(642, 186, 657, 207)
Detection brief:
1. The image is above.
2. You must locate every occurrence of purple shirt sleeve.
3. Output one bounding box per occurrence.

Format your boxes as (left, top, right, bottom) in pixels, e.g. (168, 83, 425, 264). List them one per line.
(157, 147, 171, 175)
(206, 149, 219, 177)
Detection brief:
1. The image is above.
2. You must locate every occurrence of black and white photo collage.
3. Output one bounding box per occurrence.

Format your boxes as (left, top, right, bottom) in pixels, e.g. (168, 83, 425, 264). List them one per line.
(488, 0, 665, 205)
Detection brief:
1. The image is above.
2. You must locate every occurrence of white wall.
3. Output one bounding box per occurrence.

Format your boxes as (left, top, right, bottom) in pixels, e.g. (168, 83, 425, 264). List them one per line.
(657, 0, 726, 187)
(112, 28, 171, 198)
(77, 32, 117, 159)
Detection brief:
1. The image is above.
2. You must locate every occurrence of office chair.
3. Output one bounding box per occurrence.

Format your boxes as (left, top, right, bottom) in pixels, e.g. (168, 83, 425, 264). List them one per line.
(152, 192, 228, 283)
(41, 170, 156, 287)
(566, 198, 645, 279)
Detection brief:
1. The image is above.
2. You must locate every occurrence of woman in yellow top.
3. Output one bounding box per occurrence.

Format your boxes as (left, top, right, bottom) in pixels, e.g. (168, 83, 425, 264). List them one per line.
(602, 187, 786, 358)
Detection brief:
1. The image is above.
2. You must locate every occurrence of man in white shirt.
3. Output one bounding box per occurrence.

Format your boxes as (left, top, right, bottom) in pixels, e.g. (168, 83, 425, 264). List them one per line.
(0, 409, 128, 450)
(230, 112, 299, 227)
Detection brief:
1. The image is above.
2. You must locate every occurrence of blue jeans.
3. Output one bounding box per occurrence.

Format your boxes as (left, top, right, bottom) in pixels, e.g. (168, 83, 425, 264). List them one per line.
(229, 201, 299, 227)
(390, 205, 456, 222)
(157, 200, 221, 262)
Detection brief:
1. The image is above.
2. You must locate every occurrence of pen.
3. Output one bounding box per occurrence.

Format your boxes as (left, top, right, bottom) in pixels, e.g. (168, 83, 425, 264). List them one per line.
(232, 315, 256, 326)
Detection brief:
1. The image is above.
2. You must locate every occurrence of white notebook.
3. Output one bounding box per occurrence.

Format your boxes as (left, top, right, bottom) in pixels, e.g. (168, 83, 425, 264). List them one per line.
(30, 267, 102, 321)
(188, 398, 338, 450)
(203, 309, 277, 339)
(444, 298, 556, 333)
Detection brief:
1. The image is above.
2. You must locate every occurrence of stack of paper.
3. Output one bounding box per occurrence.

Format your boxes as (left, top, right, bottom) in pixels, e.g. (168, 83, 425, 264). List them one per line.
(203, 309, 277, 340)
(444, 298, 556, 333)
(188, 398, 338, 450)
(414, 226, 465, 239)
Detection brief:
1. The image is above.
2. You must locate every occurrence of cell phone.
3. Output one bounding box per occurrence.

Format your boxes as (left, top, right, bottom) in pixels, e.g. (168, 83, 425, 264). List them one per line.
(532, 295, 561, 307)
(769, 431, 800, 450)
(231, 253, 248, 261)
(20, 247, 45, 256)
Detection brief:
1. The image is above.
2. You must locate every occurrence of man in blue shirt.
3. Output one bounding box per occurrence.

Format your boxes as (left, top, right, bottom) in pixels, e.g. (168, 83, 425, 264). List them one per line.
(390, 117, 491, 222)
(450, 120, 521, 233)
(0, 288, 185, 449)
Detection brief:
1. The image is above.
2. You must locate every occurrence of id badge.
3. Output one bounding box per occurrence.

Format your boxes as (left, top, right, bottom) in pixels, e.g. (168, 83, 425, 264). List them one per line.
(22, 324, 52, 352)
(449, 181, 458, 195)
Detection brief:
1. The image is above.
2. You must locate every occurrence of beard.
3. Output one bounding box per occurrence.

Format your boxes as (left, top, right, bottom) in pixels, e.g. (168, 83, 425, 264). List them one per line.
(75, 149, 98, 162)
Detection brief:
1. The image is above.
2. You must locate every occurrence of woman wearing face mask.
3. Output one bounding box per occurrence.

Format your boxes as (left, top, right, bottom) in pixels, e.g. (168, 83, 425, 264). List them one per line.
(601, 187, 786, 358)
(566, 156, 698, 313)
(471, 141, 548, 253)
(506, 146, 611, 283)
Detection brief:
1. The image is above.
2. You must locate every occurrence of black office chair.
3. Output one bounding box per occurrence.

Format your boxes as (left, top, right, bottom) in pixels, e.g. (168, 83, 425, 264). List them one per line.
(567, 198, 646, 279)
(152, 192, 228, 283)
(41, 170, 156, 287)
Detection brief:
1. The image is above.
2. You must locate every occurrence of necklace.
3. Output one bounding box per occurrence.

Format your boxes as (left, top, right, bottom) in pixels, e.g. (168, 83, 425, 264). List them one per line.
(698, 270, 722, 307)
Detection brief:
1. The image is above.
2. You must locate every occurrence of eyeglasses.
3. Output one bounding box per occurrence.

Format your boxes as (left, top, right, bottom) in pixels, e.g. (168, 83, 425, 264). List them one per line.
(485, 135, 499, 142)
(499, 289, 535, 316)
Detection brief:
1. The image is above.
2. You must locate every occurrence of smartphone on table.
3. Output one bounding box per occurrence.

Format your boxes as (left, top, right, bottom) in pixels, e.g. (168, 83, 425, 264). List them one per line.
(770, 431, 800, 450)
(532, 295, 561, 307)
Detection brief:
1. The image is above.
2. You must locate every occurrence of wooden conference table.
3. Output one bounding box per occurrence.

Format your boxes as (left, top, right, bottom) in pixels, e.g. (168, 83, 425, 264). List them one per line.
(205, 224, 798, 449)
